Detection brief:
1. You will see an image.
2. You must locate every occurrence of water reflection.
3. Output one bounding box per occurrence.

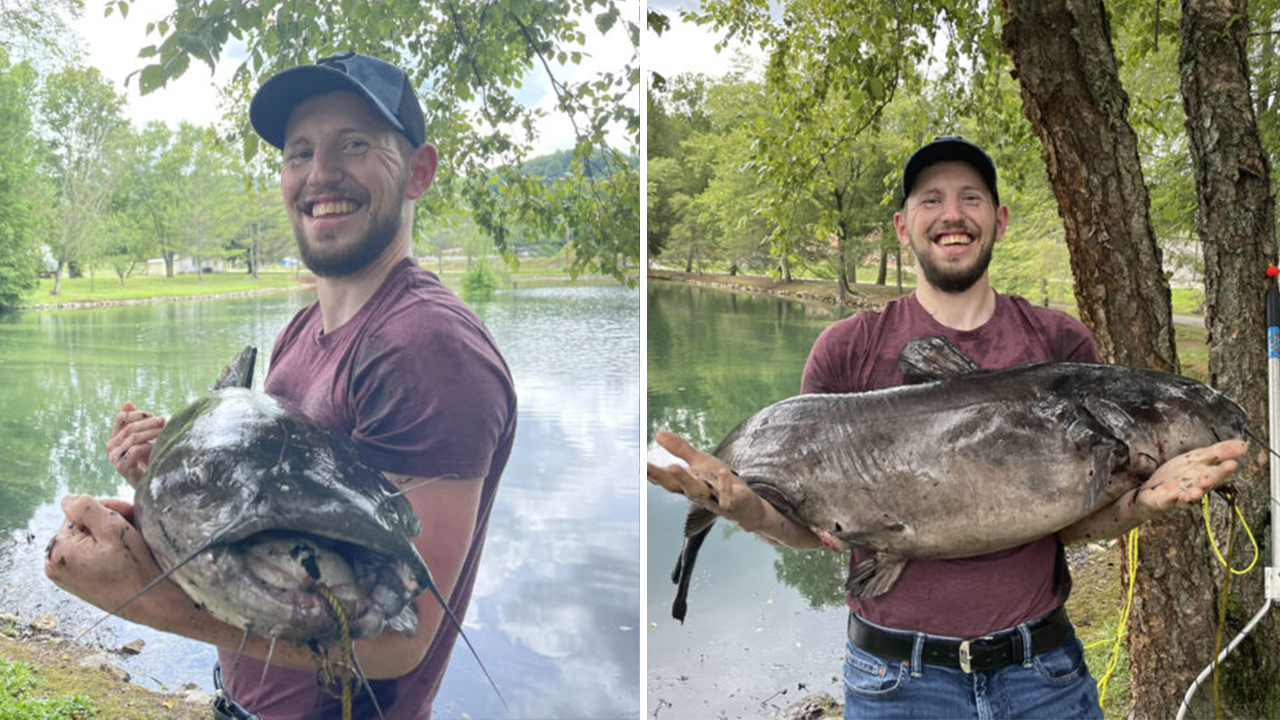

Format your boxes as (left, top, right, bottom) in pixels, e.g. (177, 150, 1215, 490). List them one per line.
(647, 281, 854, 718)
(0, 283, 639, 719)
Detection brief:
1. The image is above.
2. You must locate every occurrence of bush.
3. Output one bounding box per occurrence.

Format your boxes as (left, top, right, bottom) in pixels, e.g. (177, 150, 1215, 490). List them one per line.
(461, 259, 499, 299)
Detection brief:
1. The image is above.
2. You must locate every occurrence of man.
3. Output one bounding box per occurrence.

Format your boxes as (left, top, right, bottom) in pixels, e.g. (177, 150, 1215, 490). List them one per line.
(44, 52, 517, 720)
(648, 136, 1246, 719)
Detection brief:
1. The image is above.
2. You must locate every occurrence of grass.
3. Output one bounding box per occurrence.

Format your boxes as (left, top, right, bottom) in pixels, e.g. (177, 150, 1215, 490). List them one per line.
(20, 270, 306, 306)
(0, 633, 203, 720)
(17, 255, 626, 308)
(0, 658, 95, 720)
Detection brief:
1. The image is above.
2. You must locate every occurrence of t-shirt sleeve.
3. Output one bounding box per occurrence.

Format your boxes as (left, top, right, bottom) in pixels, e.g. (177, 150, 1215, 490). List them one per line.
(347, 308, 514, 479)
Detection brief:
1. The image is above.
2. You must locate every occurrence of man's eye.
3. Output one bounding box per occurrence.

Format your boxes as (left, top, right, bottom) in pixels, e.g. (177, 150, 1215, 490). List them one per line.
(344, 140, 367, 152)
(921, 198, 939, 207)
(287, 149, 312, 164)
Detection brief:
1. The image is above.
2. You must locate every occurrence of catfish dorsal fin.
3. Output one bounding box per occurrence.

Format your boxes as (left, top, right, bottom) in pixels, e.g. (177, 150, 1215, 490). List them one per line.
(897, 336, 981, 383)
(213, 346, 257, 391)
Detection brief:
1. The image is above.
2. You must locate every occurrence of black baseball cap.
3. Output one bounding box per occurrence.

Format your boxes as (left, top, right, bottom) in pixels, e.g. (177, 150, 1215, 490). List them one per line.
(249, 51, 426, 150)
(900, 135, 999, 207)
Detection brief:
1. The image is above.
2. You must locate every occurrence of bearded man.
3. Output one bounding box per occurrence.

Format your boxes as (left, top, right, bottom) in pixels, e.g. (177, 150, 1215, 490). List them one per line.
(46, 52, 517, 720)
(648, 136, 1244, 719)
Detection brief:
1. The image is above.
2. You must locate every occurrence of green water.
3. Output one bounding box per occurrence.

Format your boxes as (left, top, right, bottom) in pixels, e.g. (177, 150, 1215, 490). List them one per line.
(0, 283, 640, 720)
(646, 280, 856, 719)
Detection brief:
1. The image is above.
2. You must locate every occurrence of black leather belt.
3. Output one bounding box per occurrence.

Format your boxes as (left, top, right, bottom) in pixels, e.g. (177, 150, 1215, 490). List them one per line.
(848, 606, 1072, 674)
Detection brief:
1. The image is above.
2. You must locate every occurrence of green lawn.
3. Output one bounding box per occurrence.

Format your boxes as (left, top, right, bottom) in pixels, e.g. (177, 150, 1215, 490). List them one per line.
(21, 270, 306, 305)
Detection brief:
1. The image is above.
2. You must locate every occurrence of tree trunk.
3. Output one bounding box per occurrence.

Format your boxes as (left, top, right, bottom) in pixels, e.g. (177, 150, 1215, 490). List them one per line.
(876, 246, 888, 285)
(1178, 1, 1280, 716)
(895, 246, 902, 293)
(163, 249, 174, 278)
(1001, 0, 1179, 370)
(781, 253, 792, 282)
(1001, 3, 1208, 717)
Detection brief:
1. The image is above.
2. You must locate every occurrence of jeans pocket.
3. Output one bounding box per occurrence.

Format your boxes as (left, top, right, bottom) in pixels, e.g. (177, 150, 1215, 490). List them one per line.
(843, 643, 908, 698)
(1032, 635, 1087, 686)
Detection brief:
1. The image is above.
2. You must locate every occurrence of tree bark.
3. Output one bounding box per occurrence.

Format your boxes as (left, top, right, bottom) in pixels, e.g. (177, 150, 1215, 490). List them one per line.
(1001, 0, 1180, 371)
(1001, 2, 1214, 716)
(1178, 0, 1279, 716)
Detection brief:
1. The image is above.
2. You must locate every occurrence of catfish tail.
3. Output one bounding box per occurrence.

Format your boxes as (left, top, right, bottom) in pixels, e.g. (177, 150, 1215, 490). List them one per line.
(671, 504, 718, 622)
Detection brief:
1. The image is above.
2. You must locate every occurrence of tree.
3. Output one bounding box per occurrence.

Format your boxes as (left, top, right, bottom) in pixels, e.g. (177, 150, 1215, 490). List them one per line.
(1173, 0, 1278, 716)
(110, 0, 639, 282)
(39, 64, 127, 296)
(0, 48, 40, 309)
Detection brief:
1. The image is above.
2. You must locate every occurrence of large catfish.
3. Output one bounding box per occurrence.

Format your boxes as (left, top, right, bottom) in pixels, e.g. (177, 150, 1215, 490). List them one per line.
(110, 346, 501, 707)
(670, 336, 1248, 621)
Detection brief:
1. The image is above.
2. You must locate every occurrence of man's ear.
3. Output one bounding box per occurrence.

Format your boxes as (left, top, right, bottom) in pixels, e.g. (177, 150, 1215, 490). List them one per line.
(406, 143, 438, 200)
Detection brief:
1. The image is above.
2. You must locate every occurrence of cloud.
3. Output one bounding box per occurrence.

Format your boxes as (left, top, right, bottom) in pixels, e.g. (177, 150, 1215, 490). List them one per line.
(72, 0, 244, 130)
(72, 0, 639, 157)
(644, 3, 768, 83)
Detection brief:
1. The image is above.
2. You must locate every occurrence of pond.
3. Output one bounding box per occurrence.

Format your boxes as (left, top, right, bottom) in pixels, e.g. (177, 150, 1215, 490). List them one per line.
(0, 281, 640, 720)
(646, 280, 857, 719)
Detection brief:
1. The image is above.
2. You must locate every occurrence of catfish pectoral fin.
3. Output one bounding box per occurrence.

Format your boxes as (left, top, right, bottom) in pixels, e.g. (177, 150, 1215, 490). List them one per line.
(846, 553, 908, 599)
(671, 504, 717, 584)
(386, 602, 418, 637)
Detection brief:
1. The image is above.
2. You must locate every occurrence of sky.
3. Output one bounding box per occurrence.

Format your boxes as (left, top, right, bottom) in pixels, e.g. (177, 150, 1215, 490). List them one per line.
(644, 0, 768, 83)
(69, 0, 640, 157)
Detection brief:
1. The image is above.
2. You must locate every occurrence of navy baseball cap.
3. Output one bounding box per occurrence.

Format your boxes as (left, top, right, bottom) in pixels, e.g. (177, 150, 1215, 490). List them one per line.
(900, 135, 999, 207)
(249, 51, 426, 150)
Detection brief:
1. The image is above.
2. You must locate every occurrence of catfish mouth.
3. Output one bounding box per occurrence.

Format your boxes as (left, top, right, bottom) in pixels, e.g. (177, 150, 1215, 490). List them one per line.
(188, 530, 419, 643)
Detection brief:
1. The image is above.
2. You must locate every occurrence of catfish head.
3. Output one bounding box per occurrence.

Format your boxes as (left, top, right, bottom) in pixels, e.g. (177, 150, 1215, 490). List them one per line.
(1050, 365, 1248, 476)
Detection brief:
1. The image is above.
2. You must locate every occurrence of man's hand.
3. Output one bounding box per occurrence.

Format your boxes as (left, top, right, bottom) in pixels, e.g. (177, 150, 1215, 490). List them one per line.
(647, 431, 769, 532)
(106, 402, 166, 487)
(1134, 439, 1248, 516)
(1060, 438, 1249, 545)
(43, 494, 173, 617)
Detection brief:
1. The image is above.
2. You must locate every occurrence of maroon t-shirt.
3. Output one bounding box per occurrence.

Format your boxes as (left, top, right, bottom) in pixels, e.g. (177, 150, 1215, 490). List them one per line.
(801, 291, 1098, 637)
(218, 258, 516, 719)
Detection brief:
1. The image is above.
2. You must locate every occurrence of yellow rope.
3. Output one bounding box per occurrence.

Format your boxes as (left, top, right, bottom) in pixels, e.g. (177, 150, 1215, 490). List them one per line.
(1088, 527, 1139, 706)
(312, 584, 355, 720)
(1202, 493, 1258, 575)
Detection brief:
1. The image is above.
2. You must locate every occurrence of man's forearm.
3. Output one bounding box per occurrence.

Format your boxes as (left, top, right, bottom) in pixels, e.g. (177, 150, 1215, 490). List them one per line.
(1057, 488, 1155, 546)
(740, 498, 825, 549)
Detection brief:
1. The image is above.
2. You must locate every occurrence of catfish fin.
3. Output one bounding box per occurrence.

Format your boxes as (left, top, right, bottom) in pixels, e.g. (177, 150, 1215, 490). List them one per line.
(845, 553, 908, 599)
(214, 345, 257, 390)
(897, 336, 981, 383)
(1079, 395, 1159, 476)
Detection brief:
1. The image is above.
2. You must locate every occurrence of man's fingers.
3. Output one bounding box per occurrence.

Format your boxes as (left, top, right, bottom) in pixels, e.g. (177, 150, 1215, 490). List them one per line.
(654, 431, 706, 465)
(98, 497, 135, 521)
(61, 495, 127, 534)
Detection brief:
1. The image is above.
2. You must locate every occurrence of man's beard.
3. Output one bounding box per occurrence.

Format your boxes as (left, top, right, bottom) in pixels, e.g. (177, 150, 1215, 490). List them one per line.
(911, 231, 994, 294)
(294, 175, 408, 278)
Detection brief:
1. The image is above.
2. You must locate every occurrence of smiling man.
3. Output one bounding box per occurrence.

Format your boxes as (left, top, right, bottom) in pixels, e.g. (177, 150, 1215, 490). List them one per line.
(46, 52, 517, 720)
(648, 135, 1245, 719)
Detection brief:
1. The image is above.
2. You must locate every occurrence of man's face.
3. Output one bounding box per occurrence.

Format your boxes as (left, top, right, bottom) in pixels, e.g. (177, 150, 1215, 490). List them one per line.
(280, 91, 412, 277)
(894, 160, 1008, 294)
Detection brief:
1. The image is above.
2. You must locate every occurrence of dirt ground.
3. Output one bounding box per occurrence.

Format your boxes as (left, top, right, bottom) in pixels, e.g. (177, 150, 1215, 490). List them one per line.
(0, 621, 209, 720)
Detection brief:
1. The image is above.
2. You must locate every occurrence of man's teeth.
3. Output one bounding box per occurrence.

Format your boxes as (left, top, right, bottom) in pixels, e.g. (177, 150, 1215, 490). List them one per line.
(937, 234, 971, 246)
(311, 200, 357, 217)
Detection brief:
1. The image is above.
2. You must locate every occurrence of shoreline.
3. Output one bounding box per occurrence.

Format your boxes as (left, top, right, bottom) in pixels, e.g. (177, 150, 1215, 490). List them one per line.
(0, 614, 209, 719)
(12, 283, 314, 312)
(647, 268, 910, 311)
(10, 272, 631, 312)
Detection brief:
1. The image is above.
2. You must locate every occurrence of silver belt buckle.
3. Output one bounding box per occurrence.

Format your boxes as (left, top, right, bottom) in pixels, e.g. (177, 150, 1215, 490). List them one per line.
(958, 635, 993, 674)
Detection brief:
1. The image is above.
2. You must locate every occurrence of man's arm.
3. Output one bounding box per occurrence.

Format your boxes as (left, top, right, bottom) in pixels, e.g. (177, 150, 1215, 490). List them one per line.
(47, 473, 480, 680)
(647, 431, 827, 550)
(1058, 439, 1247, 545)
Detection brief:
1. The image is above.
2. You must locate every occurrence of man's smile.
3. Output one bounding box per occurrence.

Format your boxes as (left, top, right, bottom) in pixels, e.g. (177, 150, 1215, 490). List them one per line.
(304, 197, 363, 221)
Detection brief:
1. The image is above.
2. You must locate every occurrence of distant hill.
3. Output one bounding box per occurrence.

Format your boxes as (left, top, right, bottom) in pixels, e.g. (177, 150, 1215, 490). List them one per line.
(519, 147, 639, 180)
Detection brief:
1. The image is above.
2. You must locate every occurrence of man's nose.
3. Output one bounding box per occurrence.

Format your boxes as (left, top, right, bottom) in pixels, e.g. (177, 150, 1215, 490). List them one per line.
(939, 195, 965, 223)
(307, 145, 344, 186)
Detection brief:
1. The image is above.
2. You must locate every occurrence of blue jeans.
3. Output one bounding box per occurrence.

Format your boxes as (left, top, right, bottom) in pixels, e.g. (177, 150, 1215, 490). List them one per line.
(842, 618, 1102, 720)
